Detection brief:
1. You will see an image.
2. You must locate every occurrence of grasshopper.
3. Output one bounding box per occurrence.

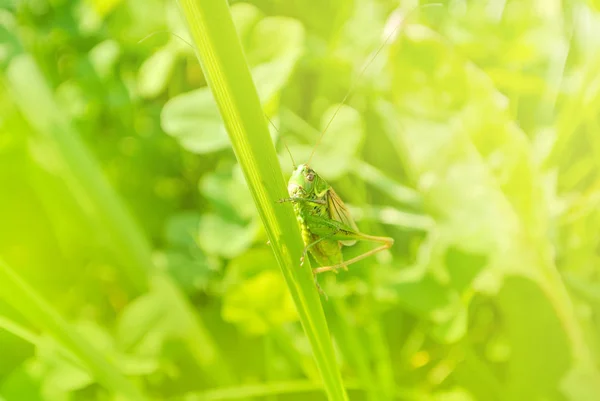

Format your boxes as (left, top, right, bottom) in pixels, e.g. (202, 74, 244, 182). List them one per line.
(278, 164, 393, 275)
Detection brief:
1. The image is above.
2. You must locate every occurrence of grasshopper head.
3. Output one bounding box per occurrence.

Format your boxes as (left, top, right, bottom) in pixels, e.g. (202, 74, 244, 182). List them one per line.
(288, 164, 319, 197)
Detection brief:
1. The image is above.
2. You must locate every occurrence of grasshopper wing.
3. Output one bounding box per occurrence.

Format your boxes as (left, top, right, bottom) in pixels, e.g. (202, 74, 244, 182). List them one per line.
(327, 188, 359, 246)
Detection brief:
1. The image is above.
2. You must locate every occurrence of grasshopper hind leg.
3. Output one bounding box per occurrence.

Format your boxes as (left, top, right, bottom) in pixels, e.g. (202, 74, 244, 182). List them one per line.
(313, 235, 394, 274)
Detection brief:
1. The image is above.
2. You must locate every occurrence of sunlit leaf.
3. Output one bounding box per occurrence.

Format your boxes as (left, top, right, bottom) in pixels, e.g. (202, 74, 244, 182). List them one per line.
(197, 214, 257, 259)
(137, 46, 177, 98)
(222, 250, 298, 334)
(161, 88, 229, 154)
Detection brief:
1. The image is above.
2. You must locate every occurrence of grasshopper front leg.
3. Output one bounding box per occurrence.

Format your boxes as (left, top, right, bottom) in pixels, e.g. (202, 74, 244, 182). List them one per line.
(277, 197, 326, 205)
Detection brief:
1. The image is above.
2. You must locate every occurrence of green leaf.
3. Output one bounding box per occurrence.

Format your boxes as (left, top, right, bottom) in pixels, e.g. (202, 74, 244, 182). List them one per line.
(0, 366, 43, 401)
(165, 211, 202, 249)
(199, 166, 256, 221)
(230, 3, 262, 41)
(89, 39, 121, 78)
(221, 249, 298, 335)
(41, 354, 93, 393)
(197, 213, 257, 259)
(116, 293, 167, 352)
(161, 12, 305, 155)
(496, 276, 571, 400)
(137, 46, 177, 98)
(223, 269, 298, 335)
(161, 88, 229, 154)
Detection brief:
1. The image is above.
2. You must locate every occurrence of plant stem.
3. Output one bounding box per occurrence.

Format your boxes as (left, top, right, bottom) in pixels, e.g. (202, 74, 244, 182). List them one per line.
(176, 0, 348, 399)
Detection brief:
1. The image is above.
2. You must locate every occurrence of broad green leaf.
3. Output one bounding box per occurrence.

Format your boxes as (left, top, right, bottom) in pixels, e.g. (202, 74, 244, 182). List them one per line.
(161, 88, 229, 154)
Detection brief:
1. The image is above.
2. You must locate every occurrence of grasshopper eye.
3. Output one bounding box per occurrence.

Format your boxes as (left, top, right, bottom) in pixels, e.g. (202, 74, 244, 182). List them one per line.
(306, 173, 315, 182)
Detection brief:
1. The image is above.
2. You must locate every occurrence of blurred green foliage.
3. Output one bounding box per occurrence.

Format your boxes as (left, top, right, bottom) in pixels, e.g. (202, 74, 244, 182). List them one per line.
(1, 0, 600, 400)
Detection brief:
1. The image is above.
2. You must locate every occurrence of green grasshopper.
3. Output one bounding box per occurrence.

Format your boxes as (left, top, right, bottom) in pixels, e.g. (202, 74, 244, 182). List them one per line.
(278, 164, 393, 275)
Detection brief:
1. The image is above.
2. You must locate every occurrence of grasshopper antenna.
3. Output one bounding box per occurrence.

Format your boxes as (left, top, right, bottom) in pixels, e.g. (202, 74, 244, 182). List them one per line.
(138, 31, 195, 50)
(307, 3, 443, 164)
(265, 114, 297, 169)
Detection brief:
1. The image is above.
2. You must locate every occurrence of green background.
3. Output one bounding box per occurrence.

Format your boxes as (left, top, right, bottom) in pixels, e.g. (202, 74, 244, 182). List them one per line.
(1, 0, 600, 400)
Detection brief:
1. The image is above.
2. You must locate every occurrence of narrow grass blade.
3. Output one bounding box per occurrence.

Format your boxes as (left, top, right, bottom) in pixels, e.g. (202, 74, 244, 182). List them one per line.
(5, 54, 150, 294)
(0, 259, 147, 401)
(176, 0, 348, 399)
(0, 316, 41, 346)
(325, 300, 383, 401)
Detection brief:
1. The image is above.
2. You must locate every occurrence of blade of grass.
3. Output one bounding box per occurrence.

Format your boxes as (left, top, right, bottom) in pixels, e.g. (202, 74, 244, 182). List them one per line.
(0, 316, 97, 379)
(325, 300, 383, 401)
(176, 0, 348, 399)
(182, 380, 361, 401)
(4, 54, 234, 386)
(0, 259, 147, 401)
(366, 320, 397, 401)
(0, 316, 43, 346)
(5, 54, 150, 294)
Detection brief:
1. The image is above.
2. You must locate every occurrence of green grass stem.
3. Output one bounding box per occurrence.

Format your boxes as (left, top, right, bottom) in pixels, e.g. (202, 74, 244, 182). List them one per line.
(176, 0, 348, 399)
